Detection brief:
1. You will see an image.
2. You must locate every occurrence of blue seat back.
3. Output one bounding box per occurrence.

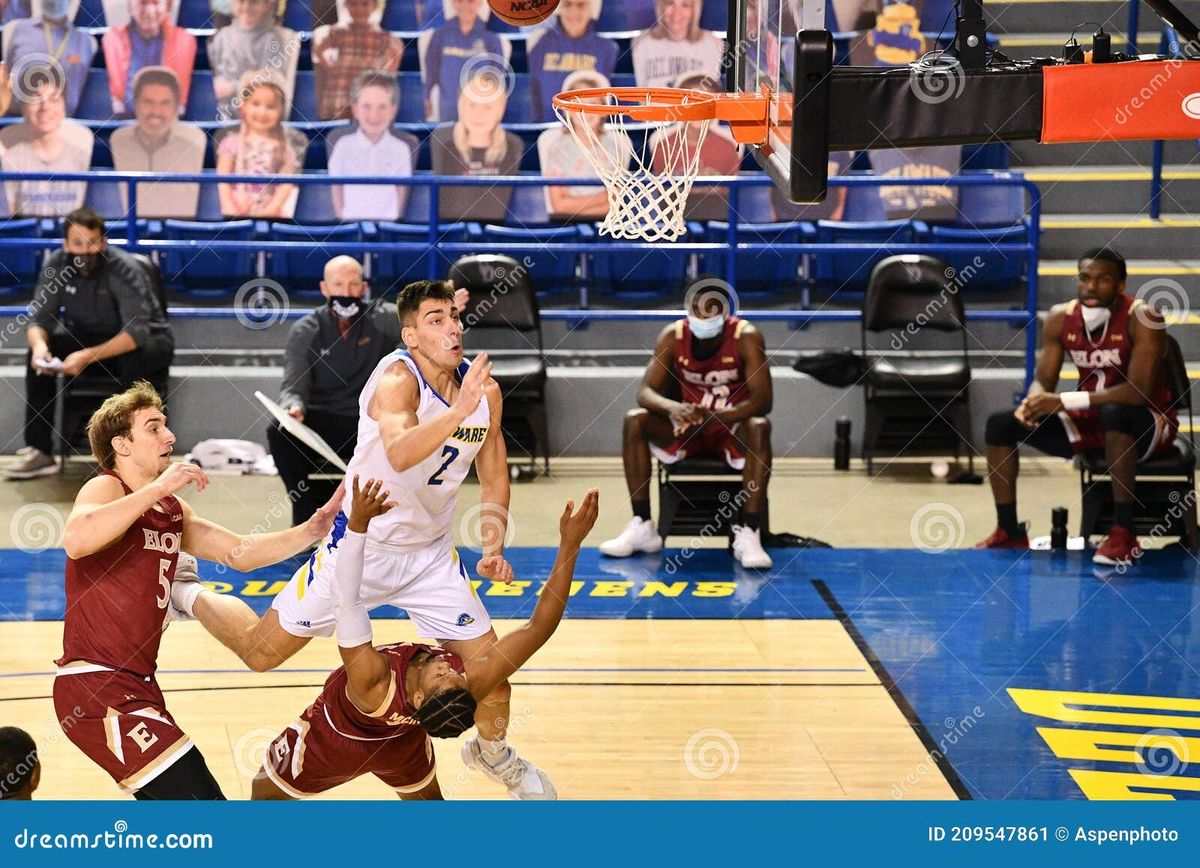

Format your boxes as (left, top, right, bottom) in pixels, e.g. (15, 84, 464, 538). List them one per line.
(161, 219, 257, 293)
(480, 223, 581, 297)
(374, 220, 470, 290)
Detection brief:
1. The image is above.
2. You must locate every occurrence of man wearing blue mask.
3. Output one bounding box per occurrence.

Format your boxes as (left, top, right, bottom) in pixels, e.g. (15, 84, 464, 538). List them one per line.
(977, 247, 1177, 566)
(2, 0, 97, 117)
(599, 276, 775, 569)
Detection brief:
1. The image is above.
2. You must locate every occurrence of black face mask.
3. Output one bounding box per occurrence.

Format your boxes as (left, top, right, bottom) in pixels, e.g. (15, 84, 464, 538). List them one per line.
(70, 253, 103, 277)
(328, 296, 366, 322)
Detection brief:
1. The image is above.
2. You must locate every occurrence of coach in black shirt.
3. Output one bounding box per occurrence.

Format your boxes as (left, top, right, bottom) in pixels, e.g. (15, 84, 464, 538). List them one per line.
(270, 256, 470, 524)
(6, 207, 173, 479)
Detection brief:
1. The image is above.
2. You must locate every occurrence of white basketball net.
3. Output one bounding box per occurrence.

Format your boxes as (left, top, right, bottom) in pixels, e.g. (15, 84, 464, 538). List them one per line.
(555, 94, 713, 243)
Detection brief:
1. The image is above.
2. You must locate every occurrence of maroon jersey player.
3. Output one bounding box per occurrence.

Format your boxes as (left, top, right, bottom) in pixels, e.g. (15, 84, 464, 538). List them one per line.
(599, 276, 774, 569)
(253, 477, 598, 800)
(54, 382, 341, 799)
(978, 247, 1178, 565)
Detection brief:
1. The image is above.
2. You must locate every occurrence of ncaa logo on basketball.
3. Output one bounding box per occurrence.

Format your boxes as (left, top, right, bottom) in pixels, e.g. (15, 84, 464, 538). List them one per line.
(1182, 93, 1200, 119)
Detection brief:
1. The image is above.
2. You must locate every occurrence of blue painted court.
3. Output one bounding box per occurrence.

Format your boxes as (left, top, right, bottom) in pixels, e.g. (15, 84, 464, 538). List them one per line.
(4, 544, 1200, 800)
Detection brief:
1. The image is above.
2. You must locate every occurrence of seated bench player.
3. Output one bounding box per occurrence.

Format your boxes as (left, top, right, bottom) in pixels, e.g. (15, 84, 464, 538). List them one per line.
(976, 247, 1178, 565)
(598, 276, 774, 569)
(253, 477, 598, 800)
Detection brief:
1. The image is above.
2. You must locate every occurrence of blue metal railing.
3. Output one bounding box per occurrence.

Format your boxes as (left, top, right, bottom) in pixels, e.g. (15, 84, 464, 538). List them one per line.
(0, 170, 1041, 383)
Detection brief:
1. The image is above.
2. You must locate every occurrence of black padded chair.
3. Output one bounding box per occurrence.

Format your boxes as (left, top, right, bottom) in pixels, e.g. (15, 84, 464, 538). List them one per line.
(656, 458, 769, 542)
(58, 253, 170, 468)
(861, 254, 973, 473)
(447, 254, 550, 476)
(1078, 334, 1198, 548)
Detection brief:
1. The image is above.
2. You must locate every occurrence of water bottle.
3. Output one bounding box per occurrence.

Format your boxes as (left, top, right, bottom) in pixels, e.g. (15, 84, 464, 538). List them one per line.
(1050, 506, 1068, 549)
(834, 417, 851, 471)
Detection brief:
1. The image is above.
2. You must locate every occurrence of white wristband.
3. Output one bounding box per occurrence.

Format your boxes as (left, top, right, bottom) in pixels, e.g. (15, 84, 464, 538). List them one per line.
(1060, 391, 1091, 411)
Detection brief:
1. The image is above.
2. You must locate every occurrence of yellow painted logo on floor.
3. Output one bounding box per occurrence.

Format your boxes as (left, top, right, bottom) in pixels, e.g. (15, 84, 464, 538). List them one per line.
(1010, 687, 1200, 799)
(199, 579, 740, 598)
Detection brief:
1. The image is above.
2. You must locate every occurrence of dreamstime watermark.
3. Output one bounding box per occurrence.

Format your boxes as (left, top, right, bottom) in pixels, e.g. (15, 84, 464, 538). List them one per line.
(458, 502, 517, 553)
(233, 278, 290, 331)
(909, 502, 966, 553)
(1115, 489, 1197, 575)
(909, 53, 966, 105)
(684, 276, 739, 319)
(1113, 35, 1200, 125)
(889, 258, 983, 350)
(1, 258, 79, 351)
(441, 705, 536, 798)
(683, 728, 740, 780)
(1135, 728, 1191, 777)
(232, 726, 281, 782)
(663, 482, 758, 575)
(10, 55, 65, 105)
(9, 503, 66, 554)
(224, 48, 303, 121)
(1132, 277, 1189, 330)
(891, 706, 984, 797)
(214, 480, 309, 574)
(459, 256, 536, 332)
(457, 54, 515, 107)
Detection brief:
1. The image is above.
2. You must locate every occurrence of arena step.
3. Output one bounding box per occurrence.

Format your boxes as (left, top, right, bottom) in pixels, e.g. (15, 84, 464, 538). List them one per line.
(1022, 164, 1200, 213)
(1038, 213, 1200, 258)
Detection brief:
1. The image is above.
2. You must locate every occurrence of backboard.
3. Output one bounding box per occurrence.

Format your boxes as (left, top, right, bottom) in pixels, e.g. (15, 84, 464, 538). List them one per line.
(728, 0, 833, 203)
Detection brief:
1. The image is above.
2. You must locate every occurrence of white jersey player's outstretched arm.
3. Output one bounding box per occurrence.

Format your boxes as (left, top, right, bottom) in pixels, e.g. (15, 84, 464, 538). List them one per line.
(328, 476, 397, 713)
(373, 353, 492, 473)
(465, 490, 599, 699)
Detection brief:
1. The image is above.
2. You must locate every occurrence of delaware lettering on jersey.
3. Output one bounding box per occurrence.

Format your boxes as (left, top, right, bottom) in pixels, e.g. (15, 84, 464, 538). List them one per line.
(342, 350, 491, 547)
(450, 425, 488, 444)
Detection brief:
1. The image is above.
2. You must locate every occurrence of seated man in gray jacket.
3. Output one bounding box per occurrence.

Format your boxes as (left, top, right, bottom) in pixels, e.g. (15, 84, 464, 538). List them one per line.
(268, 256, 468, 525)
(7, 207, 172, 479)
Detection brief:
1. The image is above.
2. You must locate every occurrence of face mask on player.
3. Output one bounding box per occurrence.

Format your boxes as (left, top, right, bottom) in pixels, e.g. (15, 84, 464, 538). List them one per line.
(1081, 304, 1112, 333)
(328, 296, 365, 322)
(688, 313, 726, 340)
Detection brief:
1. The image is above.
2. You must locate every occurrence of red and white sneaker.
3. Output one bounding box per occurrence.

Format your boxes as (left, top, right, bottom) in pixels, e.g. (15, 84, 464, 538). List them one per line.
(1093, 525, 1143, 566)
(975, 523, 1030, 549)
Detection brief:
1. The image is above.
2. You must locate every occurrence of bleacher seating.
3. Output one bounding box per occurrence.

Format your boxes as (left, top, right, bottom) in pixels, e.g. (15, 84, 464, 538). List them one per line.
(267, 221, 365, 296)
(479, 223, 586, 300)
(810, 218, 929, 299)
(372, 220, 472, 292)
(0, 2, 1036, 306)
(161, 218, 258, 296)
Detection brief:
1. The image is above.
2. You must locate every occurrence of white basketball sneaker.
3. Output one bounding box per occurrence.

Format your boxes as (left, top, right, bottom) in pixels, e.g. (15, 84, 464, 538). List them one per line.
(167, 552, 204, 621)
(732, 525, 773, 569)
(461, 737, 557, 800)
(598, 517, 663, 557)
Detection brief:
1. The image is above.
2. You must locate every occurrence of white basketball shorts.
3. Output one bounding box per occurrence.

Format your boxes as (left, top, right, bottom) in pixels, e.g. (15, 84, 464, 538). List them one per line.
(271, 520, 492, 642)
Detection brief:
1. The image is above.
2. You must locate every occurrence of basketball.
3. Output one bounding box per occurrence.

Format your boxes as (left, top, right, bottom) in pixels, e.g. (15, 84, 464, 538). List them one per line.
(487, 0, 559, 27)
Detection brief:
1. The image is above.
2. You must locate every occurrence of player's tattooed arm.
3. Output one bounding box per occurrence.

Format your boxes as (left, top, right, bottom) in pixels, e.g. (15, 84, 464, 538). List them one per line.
(465, 490, 599, 698)
(474, 379, 514, 584)
(336, 476, 396, 712)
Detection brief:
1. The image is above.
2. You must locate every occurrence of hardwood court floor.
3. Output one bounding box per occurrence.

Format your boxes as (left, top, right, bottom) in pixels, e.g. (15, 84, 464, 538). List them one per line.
(0, 618, 956, 800)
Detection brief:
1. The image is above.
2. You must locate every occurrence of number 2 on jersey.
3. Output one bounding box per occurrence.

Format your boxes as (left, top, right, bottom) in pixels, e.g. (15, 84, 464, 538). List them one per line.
(427, 445, 460, 485)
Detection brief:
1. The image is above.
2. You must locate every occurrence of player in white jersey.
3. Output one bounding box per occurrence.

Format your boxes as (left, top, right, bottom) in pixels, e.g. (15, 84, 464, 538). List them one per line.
(166, 280, 554, 798)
